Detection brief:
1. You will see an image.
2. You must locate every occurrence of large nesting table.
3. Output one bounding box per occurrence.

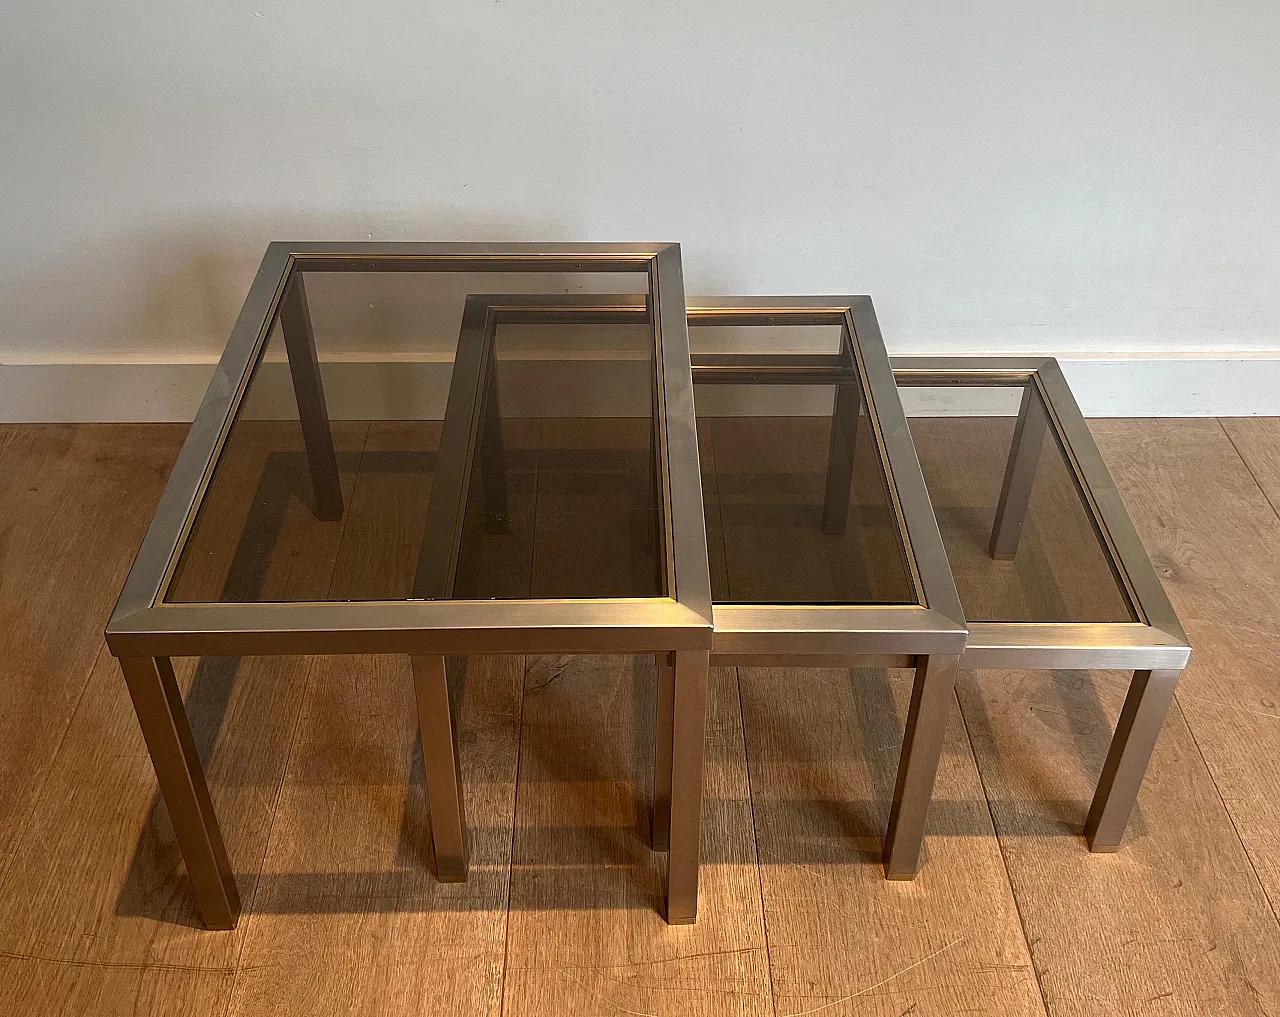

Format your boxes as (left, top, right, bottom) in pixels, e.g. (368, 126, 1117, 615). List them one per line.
(105, 243, 714, 927)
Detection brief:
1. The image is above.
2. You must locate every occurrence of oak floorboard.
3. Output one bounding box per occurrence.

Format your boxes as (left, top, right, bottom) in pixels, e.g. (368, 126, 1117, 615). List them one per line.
(0, 420, 368, 1015)
(1222, 417, 1280, 517)
(501, 658, 773, 1017)
(0, 956, 232, 1017)
(504, 415, 771, 1015)
(228, 418, 524, 1016)
(944, 417, 1280, 1016)
(740, 666, 1045, 1017)
(4, 419, 1280, 1016)
(1097, 419, 1280, 924)
(0, 425, 186, 872)
(224, 653, 524, 1017)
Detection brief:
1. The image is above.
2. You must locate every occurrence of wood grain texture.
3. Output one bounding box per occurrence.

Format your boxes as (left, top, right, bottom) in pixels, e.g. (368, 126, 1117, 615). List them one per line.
(4, 418, 1280, 1017)
(0, 958, 232, 1017)
(501, 657, 773, 1017)
(740, 665, 1045, 1017)
(958, 662, 1280, 1016)
(225, 653, 523, 1017)
(950, 417, 1280, 1016)
(1097, 419, 1280, 930)
(228, 413, 523, 1016)
(1222, 416, 1280, 517)
(0, 425, 186, 870)
(0, 417, 367, 1015)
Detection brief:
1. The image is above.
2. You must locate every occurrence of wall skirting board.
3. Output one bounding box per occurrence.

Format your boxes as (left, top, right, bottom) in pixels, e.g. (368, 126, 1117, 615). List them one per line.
(1, 354, 1278, 422)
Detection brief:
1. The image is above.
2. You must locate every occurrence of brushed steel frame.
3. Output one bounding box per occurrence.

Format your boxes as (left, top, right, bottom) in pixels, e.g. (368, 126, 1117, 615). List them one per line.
(682, 328, 1190, 876)
(688, 297, 968, 881)
(104, 243, 712, 930)
(104, 252, 1190, 932)
(891, 357, 1191, 850)
(451, 294, 968, 886)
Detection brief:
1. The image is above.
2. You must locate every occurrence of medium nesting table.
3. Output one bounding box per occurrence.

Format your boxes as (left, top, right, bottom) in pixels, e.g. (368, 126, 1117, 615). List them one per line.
(104, 242, 715, 928)
(445, 294, 969, 919)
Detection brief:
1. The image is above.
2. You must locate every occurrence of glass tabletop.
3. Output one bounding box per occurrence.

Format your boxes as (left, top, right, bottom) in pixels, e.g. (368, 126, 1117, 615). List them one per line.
(900, 379, 1138, 624)
(688, 315, 918, 606)
(165, 270, 667, 604)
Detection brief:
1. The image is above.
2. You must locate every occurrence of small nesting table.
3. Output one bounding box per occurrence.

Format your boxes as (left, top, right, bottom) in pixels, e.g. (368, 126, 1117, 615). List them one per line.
(890, 357, 1191, 849)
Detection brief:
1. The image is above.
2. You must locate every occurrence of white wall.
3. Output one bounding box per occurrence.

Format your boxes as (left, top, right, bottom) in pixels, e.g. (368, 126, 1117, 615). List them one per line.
(3, 1, 1279, 416)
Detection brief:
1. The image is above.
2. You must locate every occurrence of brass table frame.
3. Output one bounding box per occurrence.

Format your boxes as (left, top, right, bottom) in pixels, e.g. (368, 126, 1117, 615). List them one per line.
(890, 357, 1191, 849)
(104, 243, 714, 929)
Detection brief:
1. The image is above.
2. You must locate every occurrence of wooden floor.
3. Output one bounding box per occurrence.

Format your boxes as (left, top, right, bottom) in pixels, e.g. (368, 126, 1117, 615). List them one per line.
(2, 417, 1280, 1016)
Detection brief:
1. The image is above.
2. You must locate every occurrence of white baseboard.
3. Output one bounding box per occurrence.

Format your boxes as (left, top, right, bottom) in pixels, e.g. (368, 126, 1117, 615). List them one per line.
(1, 354, 1278, 422)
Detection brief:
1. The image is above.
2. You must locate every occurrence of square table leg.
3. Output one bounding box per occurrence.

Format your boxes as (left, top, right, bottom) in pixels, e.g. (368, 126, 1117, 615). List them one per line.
(279, 273, 344, 521)
(1085, 667, 1183, 850)
(665, 649, 709, 924)
(883, 653, 960, 879)
(118, 655, 240, 930)
(821, 379, 864, 535)
(989, 382, 1048, 560)
(652, 653, 675, 852)
(412, 654, 469, 882)
(479, 351, 510, 533)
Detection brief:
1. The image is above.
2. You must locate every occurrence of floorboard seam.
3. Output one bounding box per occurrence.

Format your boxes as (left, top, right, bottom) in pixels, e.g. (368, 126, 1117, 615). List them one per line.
(220, 655, 320, 1015)
(953, 683, 1053, 1017)
(1173, 696, 1280, 930)
(735, 666, 779, 1016)
(496, 655, 530, 1017)
(1218, 418, 1280, 524)
(223, 423, 369, 1013)
(0, 949, 235, 976)
(1173, 421, 1280, 929)
(0, 640, 108, 894)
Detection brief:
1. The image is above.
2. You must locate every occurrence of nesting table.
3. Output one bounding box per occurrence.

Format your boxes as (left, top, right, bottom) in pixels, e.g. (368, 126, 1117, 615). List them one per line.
(105, 243, 715, 928)
(106, 243, 1189, 930)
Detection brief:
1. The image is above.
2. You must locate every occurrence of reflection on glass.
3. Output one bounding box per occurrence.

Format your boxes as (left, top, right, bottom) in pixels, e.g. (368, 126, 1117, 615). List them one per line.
(690, 322, 916, 605)
(903, 385, 1137, 623)
(166, 276, 662, 603)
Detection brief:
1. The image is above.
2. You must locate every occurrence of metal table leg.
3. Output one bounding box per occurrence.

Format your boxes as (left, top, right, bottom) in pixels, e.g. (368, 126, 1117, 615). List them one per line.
(665, 649, 709, 924)
(989, 382, 1048, 559)
(652, 653, 675, 852)
(821, 378, 864, 535)
(412, 299, 493, 600)
(1085, 667, 1183, 850)
(479, 364, 510, 533)
(279, 274, 344, 521)
(412, 654, 469, 881)
(119, 655, 240, 929)
(883, 653, 960, 878)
